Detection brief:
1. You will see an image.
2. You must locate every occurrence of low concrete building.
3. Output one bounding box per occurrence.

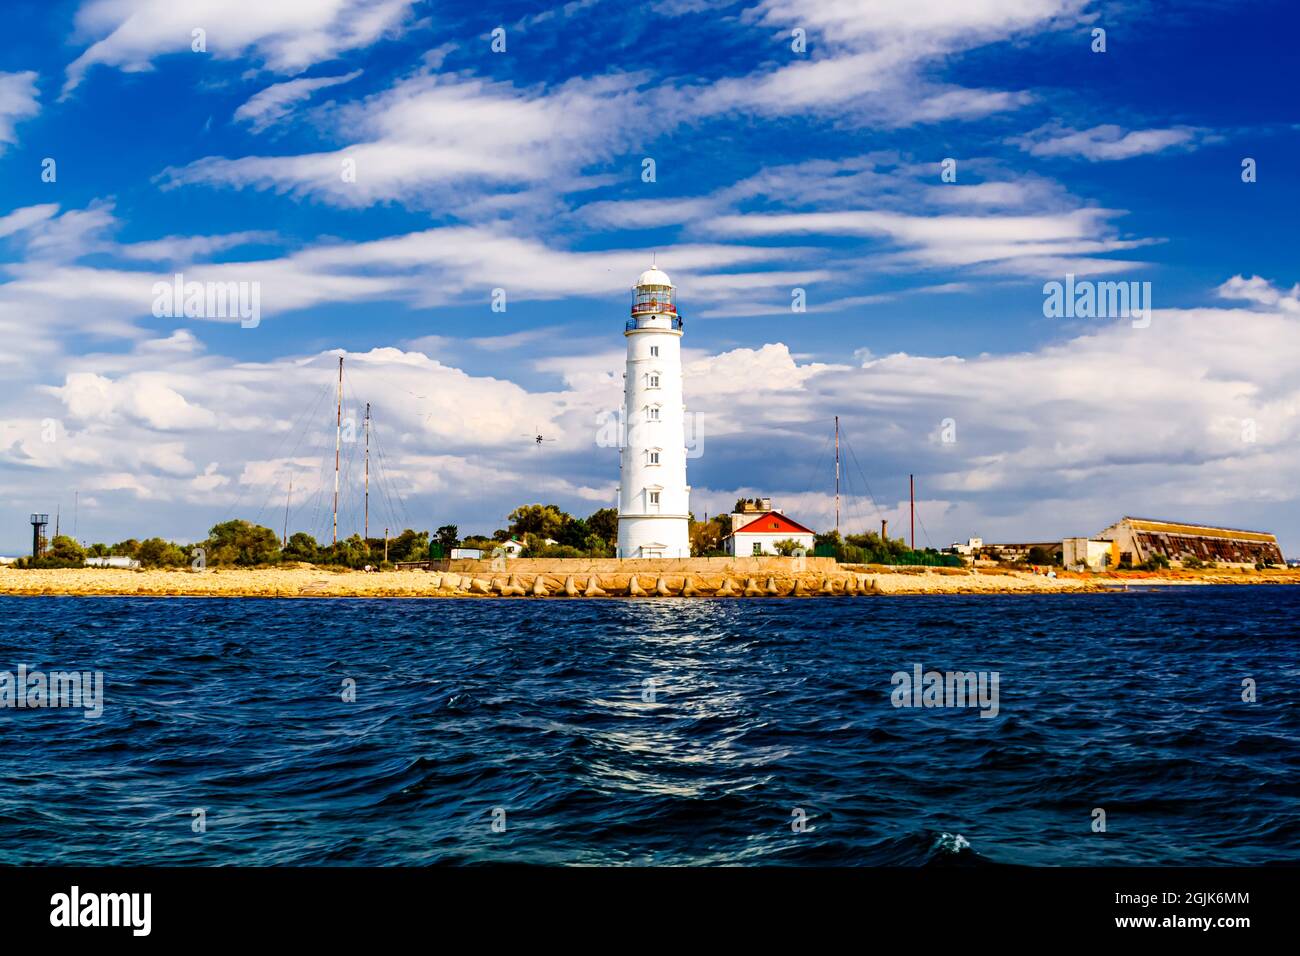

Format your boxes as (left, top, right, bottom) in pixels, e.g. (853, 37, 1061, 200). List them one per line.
(85, 556, 140, 569)
(1062, 538, 1117, 571)
(1097, 517, 1284, 567)
(977, 541, 1061, 564)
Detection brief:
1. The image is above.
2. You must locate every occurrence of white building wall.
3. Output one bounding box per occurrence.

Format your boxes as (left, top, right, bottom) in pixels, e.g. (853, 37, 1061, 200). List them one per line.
(1062, 537, 1113, 570)
(617, 276, 690, 558)
(726, 531, 816, 556)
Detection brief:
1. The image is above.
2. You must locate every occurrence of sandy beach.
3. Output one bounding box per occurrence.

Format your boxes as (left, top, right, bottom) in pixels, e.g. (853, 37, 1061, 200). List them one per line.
(2, 563, 1296, 598)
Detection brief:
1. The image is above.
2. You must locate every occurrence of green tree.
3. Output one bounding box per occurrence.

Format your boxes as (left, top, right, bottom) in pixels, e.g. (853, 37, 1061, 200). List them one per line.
(318, 534, 370, 568)
(47, 535, 85, 564)
(1025, 545, 1060, 566)
(202, 520, 282, 566)
(282, 532, 319, 563)
(384, 529, 428, 562)
(110, 539, 141, 558)
(585, 508, 618, 549)
(137, 537, 186, 567)
(509, 504, 570, 540)
(435, 525, 459, 554)
(773, 538, 805, 556)
(689, 516, 727, 556)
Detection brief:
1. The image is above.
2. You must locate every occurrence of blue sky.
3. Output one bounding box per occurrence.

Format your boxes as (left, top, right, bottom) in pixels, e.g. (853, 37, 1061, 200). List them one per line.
(2, 0, 1298, 554)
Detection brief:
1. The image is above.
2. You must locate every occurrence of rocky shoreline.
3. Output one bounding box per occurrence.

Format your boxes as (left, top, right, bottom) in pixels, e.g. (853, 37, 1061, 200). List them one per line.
(3, 562, 1295, 598)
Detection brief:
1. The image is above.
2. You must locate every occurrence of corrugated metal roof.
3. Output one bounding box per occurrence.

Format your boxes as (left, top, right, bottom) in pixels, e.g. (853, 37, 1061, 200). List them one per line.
(1123, 517, 1277, 544)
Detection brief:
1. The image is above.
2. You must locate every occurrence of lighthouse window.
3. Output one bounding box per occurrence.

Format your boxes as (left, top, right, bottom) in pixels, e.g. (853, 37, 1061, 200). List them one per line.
(650, 345, 659, 357)
(648, 373, 660, 388)
(647, 406, 659, 420)
(649, 491, 660, 505)
(649, 450, 660, 464)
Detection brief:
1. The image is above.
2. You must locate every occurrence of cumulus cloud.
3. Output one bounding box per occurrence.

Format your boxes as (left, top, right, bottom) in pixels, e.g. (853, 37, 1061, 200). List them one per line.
(6, 278, 1299, 553)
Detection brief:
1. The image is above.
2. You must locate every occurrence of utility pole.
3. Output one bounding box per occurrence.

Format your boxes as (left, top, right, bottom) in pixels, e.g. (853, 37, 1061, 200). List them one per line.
(333, 356, 342, 545)
(834, 416, 840, 537)
(364, 402, 370, 541)
(909, 474, 915, 551)
(384, 528, 389, 564)
(54, 504, 60, 540)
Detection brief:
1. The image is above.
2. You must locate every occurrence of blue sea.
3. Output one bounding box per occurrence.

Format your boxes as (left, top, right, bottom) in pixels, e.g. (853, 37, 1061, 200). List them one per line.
(1, 587, 1296, 866)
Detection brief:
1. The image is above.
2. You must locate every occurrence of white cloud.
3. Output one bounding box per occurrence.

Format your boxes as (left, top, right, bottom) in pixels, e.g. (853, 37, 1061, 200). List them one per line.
(162, 70, 652, 209)
(1217, 274, 1300, 315)
(1012, 123, 1209, 161)
(704, 207, 1153, 275)
(0, 71, 39, 151)
(679, 0, 1085, 125)
(0, 203, 58, 238)
(63, 0, 413, 96)
(233, 70, 362, 133)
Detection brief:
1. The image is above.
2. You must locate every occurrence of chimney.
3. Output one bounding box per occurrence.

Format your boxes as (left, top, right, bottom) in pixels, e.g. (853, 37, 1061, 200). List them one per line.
(881, 519, 888, 540)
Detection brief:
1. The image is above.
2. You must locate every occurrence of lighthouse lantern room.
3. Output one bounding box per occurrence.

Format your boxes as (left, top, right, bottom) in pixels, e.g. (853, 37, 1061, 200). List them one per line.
(617, 267, 691, 558)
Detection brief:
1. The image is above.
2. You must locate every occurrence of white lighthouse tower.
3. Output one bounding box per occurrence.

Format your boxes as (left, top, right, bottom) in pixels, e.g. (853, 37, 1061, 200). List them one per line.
(617, 266, 691, 558)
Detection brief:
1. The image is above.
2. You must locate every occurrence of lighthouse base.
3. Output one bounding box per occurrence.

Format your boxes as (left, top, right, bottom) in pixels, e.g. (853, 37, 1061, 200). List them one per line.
(616, 514, 691, 559)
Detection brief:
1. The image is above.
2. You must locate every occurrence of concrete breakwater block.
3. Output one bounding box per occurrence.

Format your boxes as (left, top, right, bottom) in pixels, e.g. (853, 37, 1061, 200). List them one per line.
(765, 576, 781, 596)
(563, 575, 580, 596)
(820, 577, 836, 594)
(584, 575, 606, 597)
(531, 575, 549, 596)
(715, 578, 737, 596)
(627, 575, 647, 596)
(681, 576, 700, 596)
(469, 578, 492, 594)
(495, 574, 526, 596)
(742, 578, 763, 596)
(654, 576, 673, 596)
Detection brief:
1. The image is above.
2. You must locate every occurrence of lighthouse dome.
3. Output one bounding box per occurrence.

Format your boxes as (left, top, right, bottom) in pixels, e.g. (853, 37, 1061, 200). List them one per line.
(636, 267, 673, 288)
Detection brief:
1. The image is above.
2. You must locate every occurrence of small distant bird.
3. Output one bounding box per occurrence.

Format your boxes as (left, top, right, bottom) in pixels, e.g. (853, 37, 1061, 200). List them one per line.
(522, 426, 556, 447)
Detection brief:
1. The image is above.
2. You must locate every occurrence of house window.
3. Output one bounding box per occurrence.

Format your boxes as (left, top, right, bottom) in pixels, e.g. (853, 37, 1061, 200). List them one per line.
(649, 491, 660, 505)
(648, 450, 660, 464)
(647, 406, 659, 421)
(752, 542, 763, 555)
(650, 345, 659, 357)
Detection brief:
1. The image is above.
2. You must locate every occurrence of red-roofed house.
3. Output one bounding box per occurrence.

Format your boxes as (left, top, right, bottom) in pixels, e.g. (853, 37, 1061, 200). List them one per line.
(723, 504, 817, 556)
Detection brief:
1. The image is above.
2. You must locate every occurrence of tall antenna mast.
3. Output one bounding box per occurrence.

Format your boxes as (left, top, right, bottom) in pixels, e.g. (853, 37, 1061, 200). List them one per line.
(333, 356, 343, 545)
(834, 416, 840, 537)
(364, 402, 370, 541)
(283, 475, 292, 548)
(909, 473, 915, 551)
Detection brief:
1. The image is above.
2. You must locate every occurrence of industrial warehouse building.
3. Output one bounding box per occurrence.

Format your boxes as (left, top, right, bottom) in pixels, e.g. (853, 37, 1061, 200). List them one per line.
(1097, 517, 1284, 567)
